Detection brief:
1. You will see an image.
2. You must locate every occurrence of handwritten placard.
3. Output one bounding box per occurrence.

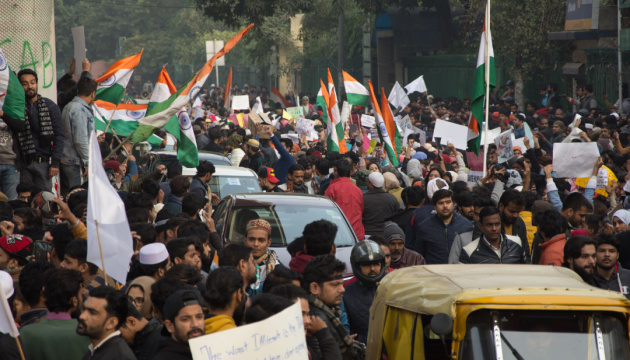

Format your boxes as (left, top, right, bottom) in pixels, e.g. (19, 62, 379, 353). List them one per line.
(189, 301, 307, 360)
(467, 170, 483, 187)
(553, 142, 600, 178)
(286, 106, 304, 119)
(432, 120, 468, 149)
(361, 114, 375, 128)
(296, 118, 317, 137)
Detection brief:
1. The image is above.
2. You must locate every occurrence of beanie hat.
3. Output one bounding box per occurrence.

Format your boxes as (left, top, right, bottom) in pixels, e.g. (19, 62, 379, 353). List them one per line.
(383, 221, 405, 243)
(356, 169, 370, 187)
(226, 133, 243, 148)
(0, 234, 33, 263)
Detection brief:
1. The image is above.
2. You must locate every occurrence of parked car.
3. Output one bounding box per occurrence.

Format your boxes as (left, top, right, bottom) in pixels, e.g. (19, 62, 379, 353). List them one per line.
(182, 165, 261, 204)
(146, 150, 231, 167)
(211, 193, 358, 275)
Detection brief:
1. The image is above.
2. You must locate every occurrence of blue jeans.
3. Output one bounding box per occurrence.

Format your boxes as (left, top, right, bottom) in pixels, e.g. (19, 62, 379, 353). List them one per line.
(0, 164, 19, 200)
(61, 163, 83, 190)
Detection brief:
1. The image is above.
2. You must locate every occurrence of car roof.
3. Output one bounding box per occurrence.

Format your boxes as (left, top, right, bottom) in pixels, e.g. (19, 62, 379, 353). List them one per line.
(374, 264, 630, 316)
(151, 150, 229, 161)
(182, 165, 257, 177)
(229, 193, 339, 206)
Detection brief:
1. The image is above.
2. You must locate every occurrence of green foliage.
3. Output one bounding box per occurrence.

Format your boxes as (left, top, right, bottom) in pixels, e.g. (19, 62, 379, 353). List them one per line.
(456, 0, 566, 75)
(193, 0, 314, 28)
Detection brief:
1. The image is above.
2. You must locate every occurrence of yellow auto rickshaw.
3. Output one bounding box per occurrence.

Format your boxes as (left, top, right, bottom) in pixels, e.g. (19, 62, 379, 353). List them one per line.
(367, 264, 630, 359)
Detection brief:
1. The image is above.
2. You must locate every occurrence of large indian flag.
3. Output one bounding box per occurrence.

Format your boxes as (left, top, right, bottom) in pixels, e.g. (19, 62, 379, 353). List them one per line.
(319, 79, 340, 152)
(342, 71, 369, 107)
(316, 86, 328, 124)
(92, 100, 162, 146)
(368, 80, 398, 166)
(151, 68, 198, 167)
(129, 24, 253, 144)
(95, 51, 143, 104)
(327, 69, 348, 153)
(467, 7, 495, 155)
(0, 47, 25, 121)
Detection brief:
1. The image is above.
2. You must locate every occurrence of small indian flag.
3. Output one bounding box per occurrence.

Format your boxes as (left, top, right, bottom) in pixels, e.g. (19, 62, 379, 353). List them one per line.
(326, 69, 348, 154)
(95, 51, 143, 104)
(342, 71, 369, 107)
(0, 47, 25, 121)
(316, 86, 328, 124)
(368, 80, 398, 166)
(271, 86, 291, 108)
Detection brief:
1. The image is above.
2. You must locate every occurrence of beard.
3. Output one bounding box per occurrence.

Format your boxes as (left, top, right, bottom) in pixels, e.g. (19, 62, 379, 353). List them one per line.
(25, 89, 37, 99)
(501, 211, 517, 225)
(574, 265, 594, 283)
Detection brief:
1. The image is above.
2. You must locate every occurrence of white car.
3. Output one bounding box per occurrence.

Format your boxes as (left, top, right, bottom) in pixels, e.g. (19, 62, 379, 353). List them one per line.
(182, 165, 262, 203)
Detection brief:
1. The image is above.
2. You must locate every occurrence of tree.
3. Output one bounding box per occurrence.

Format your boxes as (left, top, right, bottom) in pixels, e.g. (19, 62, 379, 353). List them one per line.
(457, 0, 566, 108)
(193, 0, 313, 28)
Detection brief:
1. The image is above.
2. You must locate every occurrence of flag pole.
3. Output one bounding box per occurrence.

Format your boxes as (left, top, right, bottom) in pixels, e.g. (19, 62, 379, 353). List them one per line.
(94, 220, 109, 287)
(15, 337, 26, 360)
(103, 103, 118, 134)
(482, 1, 491, 177)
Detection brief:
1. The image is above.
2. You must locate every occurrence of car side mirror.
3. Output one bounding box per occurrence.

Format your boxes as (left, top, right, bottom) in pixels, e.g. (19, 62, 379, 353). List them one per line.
(430, 313, 453, 336)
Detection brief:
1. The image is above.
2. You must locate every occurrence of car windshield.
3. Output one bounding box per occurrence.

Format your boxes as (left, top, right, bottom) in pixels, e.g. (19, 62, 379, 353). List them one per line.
(227, 204, 355, 247)
(209, 176, 261, 200)
(460, 309, 630, 360)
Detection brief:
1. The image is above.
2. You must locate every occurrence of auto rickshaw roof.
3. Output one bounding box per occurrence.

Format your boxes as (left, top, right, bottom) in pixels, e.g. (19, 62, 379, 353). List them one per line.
(375, 264, 630, 316)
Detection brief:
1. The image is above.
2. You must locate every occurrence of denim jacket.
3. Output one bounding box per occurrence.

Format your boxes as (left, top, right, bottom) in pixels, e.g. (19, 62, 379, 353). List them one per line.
(61, 96, 94, 167)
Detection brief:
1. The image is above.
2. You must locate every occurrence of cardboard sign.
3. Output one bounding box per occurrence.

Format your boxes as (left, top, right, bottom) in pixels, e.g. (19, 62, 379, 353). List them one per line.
(231, 95, 250, 110)
(467, 170, 483, 187)
(248, 112, 263, 125)
(575, 165, 617, 197)
(552, 142, 600, 178)
(259, 112, 273, 125)
(71, 26, 86, 76)
(189, 302, 307, 360)
(495, 130, 513, 164)
(361, 114, 375, 128)
(433, 120, 468, 149)
(286, 106, 304, 119)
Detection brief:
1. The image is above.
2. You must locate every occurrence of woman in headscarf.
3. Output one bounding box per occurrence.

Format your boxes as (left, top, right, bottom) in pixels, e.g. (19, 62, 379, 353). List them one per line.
(613, 210, 630, 233)
(383, 172, 403, 207)
(406, 159, 423, 184)
(125, 276, 156, 319)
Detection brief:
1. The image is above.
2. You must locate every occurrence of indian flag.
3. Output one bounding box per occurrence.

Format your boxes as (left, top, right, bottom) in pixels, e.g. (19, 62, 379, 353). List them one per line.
(0, 47, 25, 121)
(368, 80, 398, 166)
(319, 80, 340, 152)
(316, 86, 328, 124)
(95, 51, 143, 104)
(224, 66, 232, 108)
(380, 88, 402, 156)
(467, 6, 495, 155)
(92, 100, 162, 146)
(150, 67, 198, 167)
(270, 86, 291, 108)
(342, 71, 369, 107)
(326, 69, 348, 154)
(129, 24, 253, 144)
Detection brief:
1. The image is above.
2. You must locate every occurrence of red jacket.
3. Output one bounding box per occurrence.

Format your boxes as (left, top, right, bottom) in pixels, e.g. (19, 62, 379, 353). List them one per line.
(539, 233, 566, 266)
(289, 252, 313, 273)
(325, 177, 365, 239)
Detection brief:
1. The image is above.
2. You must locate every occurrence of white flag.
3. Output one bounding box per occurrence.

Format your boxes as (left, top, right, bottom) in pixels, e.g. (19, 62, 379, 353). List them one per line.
(87, 132, 134, 285)
(251, 96, 264, 113)
(0, 274, 18, 337)
(388, 81, 410, 110)
(405, 75, 427, 94)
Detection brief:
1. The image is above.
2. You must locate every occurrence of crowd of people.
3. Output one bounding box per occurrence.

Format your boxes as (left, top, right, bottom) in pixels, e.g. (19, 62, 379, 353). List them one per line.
(1, 57, 630, 360)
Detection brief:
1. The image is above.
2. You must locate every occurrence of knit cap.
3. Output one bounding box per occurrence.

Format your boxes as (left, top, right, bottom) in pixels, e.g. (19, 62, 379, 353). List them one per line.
(383, 221, 405, 243)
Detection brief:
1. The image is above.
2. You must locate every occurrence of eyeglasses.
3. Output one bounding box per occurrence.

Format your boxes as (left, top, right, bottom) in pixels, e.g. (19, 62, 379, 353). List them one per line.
(128, 296, 144, 306)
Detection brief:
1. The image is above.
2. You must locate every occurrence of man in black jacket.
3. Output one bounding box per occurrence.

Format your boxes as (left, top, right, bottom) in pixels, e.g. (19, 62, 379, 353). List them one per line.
(17, 69, 65, 192)
(77, 286, 136, 360)
(592, 233, 630, 299)
(497, 189, 531, 262)
(154, 289, 206, 360)
(460, 206, 526, 264)
(119, 302, 162, 360)
(362, 172, 399, 237)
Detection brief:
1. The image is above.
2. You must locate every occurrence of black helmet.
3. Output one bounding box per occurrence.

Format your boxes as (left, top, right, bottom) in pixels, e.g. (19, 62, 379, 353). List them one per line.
(350, 240, 386, 286)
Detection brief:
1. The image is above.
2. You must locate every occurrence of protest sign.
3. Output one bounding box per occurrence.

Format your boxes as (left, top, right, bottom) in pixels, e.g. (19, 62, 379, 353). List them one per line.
(552, 142, 600, 178)
(361, 114, 375, 128)
(189, 301, 307, 360)
(495, 130, 513, 163)
(281, 133, 299, 145)
(467, 170, 483, 187)
(511, 135, 525, 155)
(340, 101, 350, 125)
(433, 120, 468, 149)
(231, 95, 250, 110)
(259, 112, 273, 125)
(72, 26, 86, 76)
(248, 112, 263, 125)
(481, 127, 501, 146)
(523, 122, 535, 148)
(296, 118, 317, 137)
(286, 106, 304, 119)
(192, 107, 204, 120)
(574, 165, 617, 197)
